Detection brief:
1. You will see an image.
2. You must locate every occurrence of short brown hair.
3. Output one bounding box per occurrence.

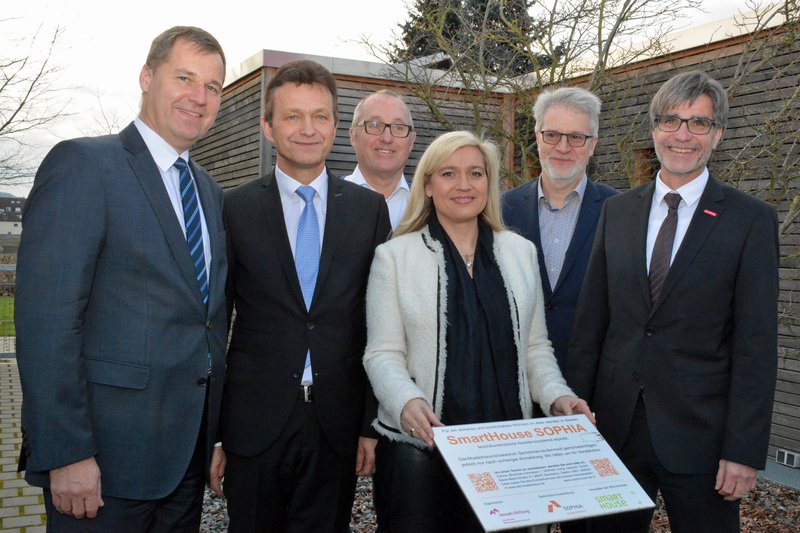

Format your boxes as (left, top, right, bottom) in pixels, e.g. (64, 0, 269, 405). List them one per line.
(146, 26, 226, 74)
(263, 60, 338, 125)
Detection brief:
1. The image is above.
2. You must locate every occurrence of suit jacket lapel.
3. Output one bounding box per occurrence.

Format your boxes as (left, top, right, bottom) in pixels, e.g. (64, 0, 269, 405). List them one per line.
(314, 171, 342, 304)
(257, 172, 307, 310)
(652, 177, 724, 314)
(633, 182, 657, 311)
(554, 178, 601, 294)
(521, 180, 551, 300)
(120, 124, 207, 312)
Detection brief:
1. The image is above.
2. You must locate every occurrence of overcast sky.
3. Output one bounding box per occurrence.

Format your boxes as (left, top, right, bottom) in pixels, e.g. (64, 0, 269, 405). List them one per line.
(4, 0, 763, 196)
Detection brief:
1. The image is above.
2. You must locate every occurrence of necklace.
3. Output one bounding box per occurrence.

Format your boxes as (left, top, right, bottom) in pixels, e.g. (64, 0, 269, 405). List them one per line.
(464, 254, 474, 268)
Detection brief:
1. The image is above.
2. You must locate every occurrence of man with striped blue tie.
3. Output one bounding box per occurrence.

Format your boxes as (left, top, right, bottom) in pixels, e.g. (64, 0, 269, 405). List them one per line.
(15, 26, 229, 531)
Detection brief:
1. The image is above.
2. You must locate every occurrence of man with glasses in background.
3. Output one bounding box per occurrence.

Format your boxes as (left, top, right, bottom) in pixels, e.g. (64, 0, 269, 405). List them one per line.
(503, 87, 617, 533)
(503, 87, 617, 374)
(345, 90, 416, 231)
(342, 90, 416, 530)
(567, 71, 778, 532)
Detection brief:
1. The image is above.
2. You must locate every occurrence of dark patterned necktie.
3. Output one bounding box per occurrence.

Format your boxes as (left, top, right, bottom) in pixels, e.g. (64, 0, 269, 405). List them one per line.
(174, 158, 208, 310)
(649, 192, 682, 305)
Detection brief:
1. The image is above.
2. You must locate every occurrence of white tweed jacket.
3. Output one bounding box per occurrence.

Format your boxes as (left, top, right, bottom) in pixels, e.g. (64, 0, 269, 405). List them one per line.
(363, 225, 575, 447)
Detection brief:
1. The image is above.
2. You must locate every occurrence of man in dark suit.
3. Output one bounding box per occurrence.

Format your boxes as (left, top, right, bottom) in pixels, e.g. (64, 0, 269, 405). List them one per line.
(503, 87, 617, 374)
(567, 71, 778, 532)
(15, 26, 228, 530)
(217, 60, 391, 532)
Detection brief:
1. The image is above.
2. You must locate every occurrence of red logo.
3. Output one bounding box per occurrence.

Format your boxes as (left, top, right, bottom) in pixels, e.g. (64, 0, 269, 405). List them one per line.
(548, 501, 562, 513)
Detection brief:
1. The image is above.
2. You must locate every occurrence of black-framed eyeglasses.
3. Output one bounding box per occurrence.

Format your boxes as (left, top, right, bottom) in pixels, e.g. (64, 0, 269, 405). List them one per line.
(539, 130, 594, 147)
(356, 120, 414, 138)
(655, 115, 717, 135)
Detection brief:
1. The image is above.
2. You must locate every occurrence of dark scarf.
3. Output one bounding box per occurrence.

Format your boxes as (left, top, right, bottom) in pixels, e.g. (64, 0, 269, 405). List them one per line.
(427, 214, 522, 426)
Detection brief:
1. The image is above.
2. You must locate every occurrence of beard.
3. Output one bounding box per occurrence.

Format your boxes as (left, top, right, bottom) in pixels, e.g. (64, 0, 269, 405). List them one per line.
(541, 158, 585, 183)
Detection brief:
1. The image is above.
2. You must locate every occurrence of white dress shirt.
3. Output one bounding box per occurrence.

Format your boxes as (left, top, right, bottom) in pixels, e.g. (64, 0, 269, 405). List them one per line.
(344, 166, 409, 230)
(646, 169, 709, 272)
(134, 118, 211, 276)
(275, 165, 329, 385)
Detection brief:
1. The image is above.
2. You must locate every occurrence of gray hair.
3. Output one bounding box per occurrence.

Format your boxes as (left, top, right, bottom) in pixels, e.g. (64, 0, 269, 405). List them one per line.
(351, 90, 414, 131)
(533, 87, 602, 137)
(649, 71, 729, 130)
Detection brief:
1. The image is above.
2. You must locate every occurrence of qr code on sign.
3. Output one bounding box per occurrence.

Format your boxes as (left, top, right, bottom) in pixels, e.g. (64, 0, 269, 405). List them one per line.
(590, 458, 619, 477)
(469, 472, 499, 493)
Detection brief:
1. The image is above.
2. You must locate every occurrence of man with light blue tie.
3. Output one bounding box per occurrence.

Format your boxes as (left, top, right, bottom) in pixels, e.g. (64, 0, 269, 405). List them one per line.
(15, 26, 228, 530)
(218, 60, 391, 532)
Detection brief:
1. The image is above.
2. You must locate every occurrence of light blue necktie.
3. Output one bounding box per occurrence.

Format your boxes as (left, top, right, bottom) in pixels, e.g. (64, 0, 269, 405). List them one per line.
(295, 185, 320, 376)
(174, 158, 209, 310)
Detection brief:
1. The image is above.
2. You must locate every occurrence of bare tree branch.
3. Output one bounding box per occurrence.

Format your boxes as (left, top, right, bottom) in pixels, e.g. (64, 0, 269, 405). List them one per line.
(0, 20, 71, 184)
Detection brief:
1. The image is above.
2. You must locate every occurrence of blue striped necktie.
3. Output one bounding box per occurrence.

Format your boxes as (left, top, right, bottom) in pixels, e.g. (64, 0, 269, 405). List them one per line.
(174, 158, 209, 310)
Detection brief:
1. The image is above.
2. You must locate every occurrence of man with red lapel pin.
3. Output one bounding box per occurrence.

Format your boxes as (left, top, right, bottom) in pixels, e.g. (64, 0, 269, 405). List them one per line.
(567, 71, 778, 533)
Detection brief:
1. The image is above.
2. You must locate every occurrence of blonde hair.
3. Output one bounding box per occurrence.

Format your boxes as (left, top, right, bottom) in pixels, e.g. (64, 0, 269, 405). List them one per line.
(394, 131, 505, 237)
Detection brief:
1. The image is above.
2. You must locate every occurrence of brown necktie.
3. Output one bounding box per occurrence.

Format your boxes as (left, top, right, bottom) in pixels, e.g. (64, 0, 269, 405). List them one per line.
(649, 193, 682, 305)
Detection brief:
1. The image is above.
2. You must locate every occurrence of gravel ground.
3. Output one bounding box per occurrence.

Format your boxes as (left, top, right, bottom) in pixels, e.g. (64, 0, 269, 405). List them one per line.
(201, 476, 799, 532)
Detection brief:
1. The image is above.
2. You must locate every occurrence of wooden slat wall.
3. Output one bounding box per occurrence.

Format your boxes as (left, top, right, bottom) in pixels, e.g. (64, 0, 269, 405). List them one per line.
(193, 70, 262, 190)
(194, 67, 503, 190)
(194, 32, 800, 461)
(580, 29, 800, 461)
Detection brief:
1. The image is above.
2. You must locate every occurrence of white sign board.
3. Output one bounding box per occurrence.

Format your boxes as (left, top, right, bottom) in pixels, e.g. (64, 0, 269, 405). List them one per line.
(433, 415, 654, 531)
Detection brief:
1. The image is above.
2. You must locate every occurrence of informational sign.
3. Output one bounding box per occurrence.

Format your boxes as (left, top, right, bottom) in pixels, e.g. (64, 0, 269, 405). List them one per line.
(433, 415, 654, 532)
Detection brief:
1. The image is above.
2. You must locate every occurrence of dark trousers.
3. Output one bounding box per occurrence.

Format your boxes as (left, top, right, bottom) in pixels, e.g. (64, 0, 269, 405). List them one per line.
(225, 398, 356, 533)
(43, 415, 207, 532)
(587, 396, 740, 533)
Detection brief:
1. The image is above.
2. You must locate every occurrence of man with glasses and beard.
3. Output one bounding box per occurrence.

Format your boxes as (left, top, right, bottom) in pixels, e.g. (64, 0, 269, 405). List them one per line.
(503, 87, 618, 374)
(503, 87, 617, 533)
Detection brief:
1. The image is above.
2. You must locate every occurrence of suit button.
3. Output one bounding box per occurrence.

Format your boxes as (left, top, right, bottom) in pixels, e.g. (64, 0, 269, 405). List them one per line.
(307, 323, 315, 330)
(293, 371, 301, 379)
(545, 304, 555, 311)
(632, 373, 640, 381)
(197, 377, 208, 386)
(206, 321, 213, 330)
(646, 328, 654, 337)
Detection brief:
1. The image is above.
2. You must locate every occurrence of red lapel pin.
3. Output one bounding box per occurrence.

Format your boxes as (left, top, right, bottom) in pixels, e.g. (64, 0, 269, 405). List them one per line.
(704, 209, 717, 217)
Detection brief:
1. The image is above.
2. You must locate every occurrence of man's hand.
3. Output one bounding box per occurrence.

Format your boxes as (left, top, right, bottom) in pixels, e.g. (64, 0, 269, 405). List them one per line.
(550, 396, 596, 425)
(400, 398, 443, 447)
(207, 446, 226, 498)
(49, 457, 103, 519)
(715, 459, 757, 501)
(355, 437, 378, 476)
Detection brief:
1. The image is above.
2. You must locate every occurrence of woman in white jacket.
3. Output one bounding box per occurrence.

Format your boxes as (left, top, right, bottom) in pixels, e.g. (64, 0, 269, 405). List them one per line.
(363, 131, 594, 532)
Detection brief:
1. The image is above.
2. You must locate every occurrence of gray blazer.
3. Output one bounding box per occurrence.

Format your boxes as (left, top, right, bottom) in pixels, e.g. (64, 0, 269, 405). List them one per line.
(15, 122, 228, 500)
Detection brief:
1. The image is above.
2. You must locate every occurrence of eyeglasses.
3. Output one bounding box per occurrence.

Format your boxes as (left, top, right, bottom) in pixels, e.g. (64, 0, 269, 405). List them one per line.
(655, 115, 717, 135)
(356, 121, 414, 138)
(539, 130, 594, 147)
